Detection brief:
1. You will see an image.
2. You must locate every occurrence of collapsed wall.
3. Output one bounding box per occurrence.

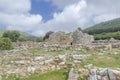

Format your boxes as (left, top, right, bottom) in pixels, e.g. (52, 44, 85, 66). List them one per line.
(48, 30, 94, 45)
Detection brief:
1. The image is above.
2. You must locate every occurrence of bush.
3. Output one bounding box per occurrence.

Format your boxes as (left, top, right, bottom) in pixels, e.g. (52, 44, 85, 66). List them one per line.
(36, 37, 43, 42)
(43, 31, 54, 41)
(18, 37, 27, 42)
(0, 38, 13, 50)
(2, 30, 20, 42)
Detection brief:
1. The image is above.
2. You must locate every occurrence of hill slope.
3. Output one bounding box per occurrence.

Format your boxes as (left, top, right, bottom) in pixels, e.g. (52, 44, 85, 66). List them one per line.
(84, 18, 120, 34)
(0, 30, 38, 41)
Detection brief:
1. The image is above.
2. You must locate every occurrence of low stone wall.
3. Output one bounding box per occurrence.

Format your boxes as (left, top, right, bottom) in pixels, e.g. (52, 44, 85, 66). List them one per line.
(13, 40, 120, 52)
(13, 42, 71, 51)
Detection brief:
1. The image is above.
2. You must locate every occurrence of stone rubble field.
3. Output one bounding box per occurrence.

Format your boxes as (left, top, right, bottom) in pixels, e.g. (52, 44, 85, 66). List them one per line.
(0, 48, 120, 80)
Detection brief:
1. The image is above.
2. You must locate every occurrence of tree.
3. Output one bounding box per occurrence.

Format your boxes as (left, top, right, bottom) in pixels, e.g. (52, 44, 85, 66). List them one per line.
(2, 30, 20, 42)
(77, 27, 82, 31)
(43, 31, 54, 41)
(18, 37, 27, 42)
(36, 37, 43, 42)
(0, 38, 13, 50)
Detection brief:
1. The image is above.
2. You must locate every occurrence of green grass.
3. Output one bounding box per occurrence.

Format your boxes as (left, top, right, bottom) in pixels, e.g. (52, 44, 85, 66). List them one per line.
(2, 69, 69, 80)
(23, 69, 69, 80)
(80, 50, 120, 68)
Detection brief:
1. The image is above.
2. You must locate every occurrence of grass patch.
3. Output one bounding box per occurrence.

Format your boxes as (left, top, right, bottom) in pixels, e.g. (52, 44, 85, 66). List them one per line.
(2, 69, 69, 80)
(23, 69, 69, 80)
(81, 52, 120, 68)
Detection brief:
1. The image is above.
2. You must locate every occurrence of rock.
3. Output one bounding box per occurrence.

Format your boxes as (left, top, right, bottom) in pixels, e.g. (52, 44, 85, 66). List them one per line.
(34, 56, 44, 61)
(44, 59, 53, 65)
(59, 61, 65, 65)
(56, 65, 61, 70)
(15, 60, 25, 65)
(97, 75, 102, 80)
(111, 69, 120, 80)
(27, 67, 36, 73)
(39, 62, 44, 65)
(58, 55, 66, 61)
(101, 76, 109, 80)
(88, 69, 97, 80)
(68, 68, 79, 80)
(73, 60, 81, 63)
(84, 64, 93, 69)
(99, 68, 108, 76)
(108, 69, 116, 80)
(72, 55, 86, 61)
(51, 65, 56, 70)
(88, 75, 97, 80)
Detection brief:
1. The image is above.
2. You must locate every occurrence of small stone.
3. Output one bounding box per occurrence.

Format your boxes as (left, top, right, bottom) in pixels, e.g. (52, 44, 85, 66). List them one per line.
(34, 56, 44, 61)
(27, 67, 36, 73)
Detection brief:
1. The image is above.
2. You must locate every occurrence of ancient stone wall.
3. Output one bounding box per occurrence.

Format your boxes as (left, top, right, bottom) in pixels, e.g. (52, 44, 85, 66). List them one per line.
(48, 30, 94, 45)
(72, 30, 94, 45)
(48, 31, 72, 45)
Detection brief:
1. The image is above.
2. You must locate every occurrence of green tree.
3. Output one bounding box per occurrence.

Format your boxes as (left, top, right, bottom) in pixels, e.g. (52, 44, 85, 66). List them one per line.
(2, 30, 20, 42)
(0, 38, 13, 50)
(77, 27, 82, 31)
(18, 37, 27, 42)
(36, 37, 43, 42)
(43, 31, 54, 41)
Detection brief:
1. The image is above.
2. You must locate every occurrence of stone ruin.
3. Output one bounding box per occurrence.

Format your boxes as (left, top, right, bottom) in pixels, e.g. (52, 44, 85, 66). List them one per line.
(48, 30, 94, 45)
(12, 32, 120, 52)
(72, 30, 94, 45)
(12, 30, 120, 51)
(13, 30, 95, 51)
(48, 31, 72, 45)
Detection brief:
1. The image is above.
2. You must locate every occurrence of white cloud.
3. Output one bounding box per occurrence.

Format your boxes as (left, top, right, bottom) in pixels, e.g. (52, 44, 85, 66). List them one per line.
(45, 0, 80, 9)
(0, 0, 42, 33)
(45, 0, 87, 31)
(0, 0, 31, 14)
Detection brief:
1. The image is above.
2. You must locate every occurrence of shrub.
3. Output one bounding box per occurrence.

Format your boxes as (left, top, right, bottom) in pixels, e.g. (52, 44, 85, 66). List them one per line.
(43, 31, 54, 41)
(2, 30, 20, 42)
(0, 38, 13, 50)
(36, 37, 43, 42)
(18, 37, 27, 42)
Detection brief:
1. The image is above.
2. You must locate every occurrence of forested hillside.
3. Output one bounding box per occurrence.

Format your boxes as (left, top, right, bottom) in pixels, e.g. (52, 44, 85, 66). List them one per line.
(84, 18, 120, 40)
(84, 18, 120, 34)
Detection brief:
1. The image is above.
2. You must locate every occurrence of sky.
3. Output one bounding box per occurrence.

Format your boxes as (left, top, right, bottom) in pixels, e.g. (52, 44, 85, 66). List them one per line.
(0, 0, 120, 36)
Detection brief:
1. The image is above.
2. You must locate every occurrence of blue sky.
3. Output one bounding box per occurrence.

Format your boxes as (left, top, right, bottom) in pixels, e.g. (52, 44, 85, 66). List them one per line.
(30, 0, 58, 21)
(0, 0, 120, 36)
